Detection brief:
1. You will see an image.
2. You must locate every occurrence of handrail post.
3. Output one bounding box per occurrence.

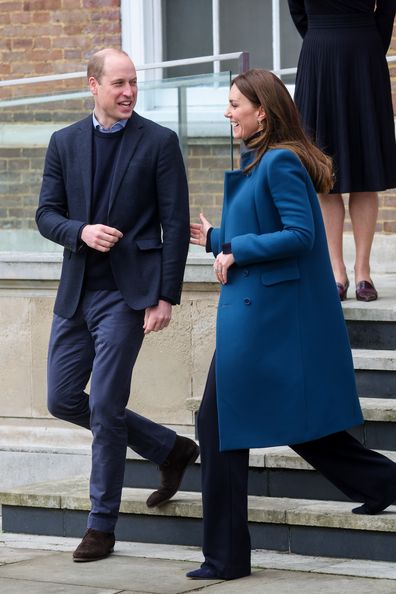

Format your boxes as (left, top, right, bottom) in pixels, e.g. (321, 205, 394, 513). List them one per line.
(238, 52, 250, 73)
(177, 86, 188, 169)
(272, 0, 281, 74)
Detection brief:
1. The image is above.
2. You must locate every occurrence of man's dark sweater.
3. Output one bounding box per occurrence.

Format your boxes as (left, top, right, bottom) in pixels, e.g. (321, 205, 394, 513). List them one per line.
(84, 126, 125, 290)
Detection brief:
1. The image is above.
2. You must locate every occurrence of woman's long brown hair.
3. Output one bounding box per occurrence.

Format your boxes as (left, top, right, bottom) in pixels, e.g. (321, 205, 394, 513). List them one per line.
(233, 69, 333, 193)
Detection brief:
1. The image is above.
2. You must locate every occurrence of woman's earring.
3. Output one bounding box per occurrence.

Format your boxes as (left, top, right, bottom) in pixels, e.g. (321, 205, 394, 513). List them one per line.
(257, 119, 264, 130)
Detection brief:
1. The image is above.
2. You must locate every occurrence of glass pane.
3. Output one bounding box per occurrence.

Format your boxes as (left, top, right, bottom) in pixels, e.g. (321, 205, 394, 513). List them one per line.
(218, 0, 301, 78)
(0, 76, 90, 253)
(162, 0, 213, 77)
(139, 71, 233, 227)
(219, 0, 273, 70)
(280, 0, 302, 85)
(161, 0, 301, 80)
(0, 71, 233, 252)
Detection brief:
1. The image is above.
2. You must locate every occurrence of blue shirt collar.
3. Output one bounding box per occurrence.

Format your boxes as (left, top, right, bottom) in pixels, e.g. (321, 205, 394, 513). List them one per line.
(92, 112, 129, 133)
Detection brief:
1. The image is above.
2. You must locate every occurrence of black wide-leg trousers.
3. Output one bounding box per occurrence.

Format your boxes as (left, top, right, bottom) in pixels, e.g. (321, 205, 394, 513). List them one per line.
(197, 355, 396, 579)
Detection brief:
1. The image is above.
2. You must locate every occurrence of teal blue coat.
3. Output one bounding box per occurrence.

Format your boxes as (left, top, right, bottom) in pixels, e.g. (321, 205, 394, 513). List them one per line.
(210, 148, 363, 451)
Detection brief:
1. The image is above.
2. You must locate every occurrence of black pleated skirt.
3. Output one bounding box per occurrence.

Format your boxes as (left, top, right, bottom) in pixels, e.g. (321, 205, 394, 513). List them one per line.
(294, 13, 396, 193)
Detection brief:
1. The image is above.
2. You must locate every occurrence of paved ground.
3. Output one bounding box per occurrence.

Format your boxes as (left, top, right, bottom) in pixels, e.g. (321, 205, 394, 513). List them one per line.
(1, 535, 396, 594)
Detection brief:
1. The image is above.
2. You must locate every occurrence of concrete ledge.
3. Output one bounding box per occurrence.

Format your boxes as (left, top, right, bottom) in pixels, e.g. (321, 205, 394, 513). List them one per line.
(352, 349, 396, 371)
(2, 479, 396, 533)
(0, 422, 193, 456)
(0, 422, 395, 472)
(0, 249, 217, 284)
(1, 242, 396, 288)
(260, 446, 396, 471)
(360, 398, 396, 422)
(340, 273, 396, 322)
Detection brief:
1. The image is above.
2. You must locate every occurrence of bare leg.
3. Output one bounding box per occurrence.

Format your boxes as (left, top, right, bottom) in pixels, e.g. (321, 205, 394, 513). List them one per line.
(349, 191, 378, 284)
(318, 193, 347, 284)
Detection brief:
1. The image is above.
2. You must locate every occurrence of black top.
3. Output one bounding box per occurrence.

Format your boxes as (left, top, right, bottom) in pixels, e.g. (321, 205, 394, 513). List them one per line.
(84, 126, 125, 291)
(289, 0, 396, 193)
(288, 0, 395, 51)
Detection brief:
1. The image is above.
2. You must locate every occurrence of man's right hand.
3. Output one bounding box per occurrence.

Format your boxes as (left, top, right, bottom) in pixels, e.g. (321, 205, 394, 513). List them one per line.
(190, 213, 212, 248)
(81, 224, 123, 252)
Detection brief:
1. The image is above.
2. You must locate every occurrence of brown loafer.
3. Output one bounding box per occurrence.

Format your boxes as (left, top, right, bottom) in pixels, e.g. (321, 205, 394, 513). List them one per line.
(355, 280, 378, 302)
(73, 528, 115, 562)
(146, 435, 199, 508)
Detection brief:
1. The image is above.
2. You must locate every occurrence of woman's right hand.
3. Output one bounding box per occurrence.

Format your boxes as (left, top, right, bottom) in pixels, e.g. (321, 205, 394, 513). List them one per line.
(190, 213, 212, 248)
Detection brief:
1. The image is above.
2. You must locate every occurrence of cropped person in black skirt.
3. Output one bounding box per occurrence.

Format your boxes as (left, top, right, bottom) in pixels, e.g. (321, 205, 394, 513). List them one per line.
(289, 0, 396, 302)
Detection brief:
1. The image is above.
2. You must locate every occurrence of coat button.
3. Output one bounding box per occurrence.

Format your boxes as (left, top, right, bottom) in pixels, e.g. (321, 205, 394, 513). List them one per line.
(243, 269, 249, 277)
(243, 298, 252, 305)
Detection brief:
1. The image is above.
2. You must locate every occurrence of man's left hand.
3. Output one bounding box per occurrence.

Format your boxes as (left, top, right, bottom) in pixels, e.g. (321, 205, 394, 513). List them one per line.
(144, 300, 172, 335)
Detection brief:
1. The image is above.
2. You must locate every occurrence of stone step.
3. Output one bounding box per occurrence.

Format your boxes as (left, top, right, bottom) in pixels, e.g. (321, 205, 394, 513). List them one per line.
(343, 299, 396, 350)
(346, 320, 396, 350)
(1, 395, 396, 495)
(1, 478, 396, 562)
(341, 276, 396, 322)
(353, 349, 396, 371)
(352, 349, 396, 398)
(187, 350, 396, 411)
(358, 398, 396, 451)
(360, 397, 396, 421)
(341, 277, 396, 351)
(124, 444, 396, 501)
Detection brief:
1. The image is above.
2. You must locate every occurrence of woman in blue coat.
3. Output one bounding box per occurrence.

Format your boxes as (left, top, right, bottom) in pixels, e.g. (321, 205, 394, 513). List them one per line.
(187, 69, 396, 581)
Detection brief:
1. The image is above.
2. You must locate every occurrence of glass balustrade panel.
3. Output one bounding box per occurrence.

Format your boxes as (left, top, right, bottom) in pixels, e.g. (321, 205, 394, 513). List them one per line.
(0, 71, 234, 253)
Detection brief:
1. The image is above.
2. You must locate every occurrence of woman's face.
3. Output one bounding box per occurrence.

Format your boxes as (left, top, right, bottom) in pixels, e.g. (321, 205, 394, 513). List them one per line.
(224, 84, 265, 140)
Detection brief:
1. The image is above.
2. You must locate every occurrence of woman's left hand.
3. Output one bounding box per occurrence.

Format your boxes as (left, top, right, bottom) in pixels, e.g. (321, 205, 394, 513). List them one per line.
(214, 252, 235, 285)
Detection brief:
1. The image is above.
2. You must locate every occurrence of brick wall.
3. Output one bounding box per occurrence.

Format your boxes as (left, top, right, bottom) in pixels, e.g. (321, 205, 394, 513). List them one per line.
(0, 0, 121, 120)
(0, 0, 121, 81)
(0, 142, 229, 230)
(1, 140, 395, 232)
(187, 141, 232, 227)
(343, 190, 396, 234)
(0, 146, 46, 229)
(0, 0, 122, 230)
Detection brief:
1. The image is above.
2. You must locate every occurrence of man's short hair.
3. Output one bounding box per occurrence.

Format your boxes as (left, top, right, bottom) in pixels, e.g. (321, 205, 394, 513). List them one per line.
(87, 48, 131, 82)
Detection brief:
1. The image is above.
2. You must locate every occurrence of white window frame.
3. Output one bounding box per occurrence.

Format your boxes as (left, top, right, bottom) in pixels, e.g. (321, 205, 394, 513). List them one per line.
(121, 0, 163, 82)
(119, 0, 286, 134)
(121, 0, 283, 75)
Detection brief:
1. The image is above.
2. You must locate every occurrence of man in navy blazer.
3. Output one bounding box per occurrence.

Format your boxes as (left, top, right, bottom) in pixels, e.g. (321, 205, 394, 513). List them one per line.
(36, 48, 198, 562)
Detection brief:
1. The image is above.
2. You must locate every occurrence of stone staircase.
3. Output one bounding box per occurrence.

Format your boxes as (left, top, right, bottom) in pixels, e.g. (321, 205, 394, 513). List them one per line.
(1, 277, 395, 562)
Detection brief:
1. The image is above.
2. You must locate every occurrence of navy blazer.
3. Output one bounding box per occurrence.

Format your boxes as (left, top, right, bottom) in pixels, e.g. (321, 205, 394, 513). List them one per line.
(36, 112, 189, 318)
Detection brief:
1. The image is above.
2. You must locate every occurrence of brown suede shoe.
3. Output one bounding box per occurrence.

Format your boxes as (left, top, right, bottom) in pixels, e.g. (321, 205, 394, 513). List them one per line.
(73, 528, 115, 562)
(146, 435, 199, 508)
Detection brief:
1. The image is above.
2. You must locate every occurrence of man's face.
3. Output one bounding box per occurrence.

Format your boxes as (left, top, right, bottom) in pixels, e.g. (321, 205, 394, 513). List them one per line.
(89, 53, 138, 127)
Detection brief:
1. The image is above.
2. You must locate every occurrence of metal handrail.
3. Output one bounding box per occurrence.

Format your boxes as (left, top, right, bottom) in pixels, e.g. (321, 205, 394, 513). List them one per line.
(272, 55, 396, 78)
(1, 51, 394, 89)
(0, 52, 250, 89)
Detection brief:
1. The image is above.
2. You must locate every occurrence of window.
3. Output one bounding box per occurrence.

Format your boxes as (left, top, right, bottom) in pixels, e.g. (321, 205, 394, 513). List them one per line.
(122, 0, 302, 79)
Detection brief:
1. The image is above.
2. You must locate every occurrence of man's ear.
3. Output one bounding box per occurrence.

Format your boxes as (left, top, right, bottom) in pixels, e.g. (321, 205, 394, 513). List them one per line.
(88, 76, 98, 96)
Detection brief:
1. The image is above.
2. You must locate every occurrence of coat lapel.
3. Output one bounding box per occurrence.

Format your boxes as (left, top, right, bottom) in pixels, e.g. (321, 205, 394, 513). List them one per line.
(221, 169, 246, 244)
(108, 112, 144, 212)
(75, 116, 93, 220)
